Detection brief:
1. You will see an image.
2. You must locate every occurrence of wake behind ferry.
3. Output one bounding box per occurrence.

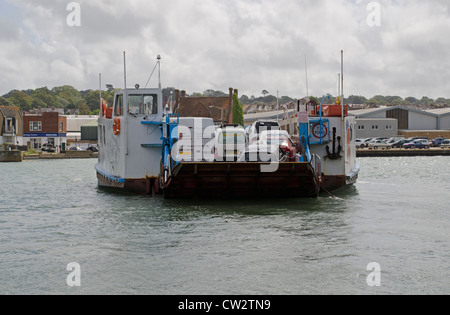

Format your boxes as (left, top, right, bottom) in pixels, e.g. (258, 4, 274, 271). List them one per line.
(95, 53, 359, 199)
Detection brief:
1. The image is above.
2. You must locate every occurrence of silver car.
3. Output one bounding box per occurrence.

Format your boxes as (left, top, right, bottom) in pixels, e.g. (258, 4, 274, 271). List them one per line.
(368, 140, 392, 150)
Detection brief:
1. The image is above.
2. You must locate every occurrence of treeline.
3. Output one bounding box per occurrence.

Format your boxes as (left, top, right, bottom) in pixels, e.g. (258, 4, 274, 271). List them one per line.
(190, 89, 450, 107)
(2, 86, 449, 114)
(0, 86, 116, 115)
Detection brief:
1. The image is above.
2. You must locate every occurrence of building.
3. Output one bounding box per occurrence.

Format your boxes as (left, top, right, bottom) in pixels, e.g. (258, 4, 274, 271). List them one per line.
(349, 105, 450, 138)
(0, 106, 24, 145)
(65, 115, 98, 141)
(81, 120, 98, 141)
(174, 88, 234, 124)
(23, 111, 67, 151)
(355, 118, 398, 139)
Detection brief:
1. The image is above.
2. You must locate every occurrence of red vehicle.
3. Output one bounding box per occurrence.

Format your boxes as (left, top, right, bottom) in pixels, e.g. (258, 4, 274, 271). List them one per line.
(259, 130, 299, 161)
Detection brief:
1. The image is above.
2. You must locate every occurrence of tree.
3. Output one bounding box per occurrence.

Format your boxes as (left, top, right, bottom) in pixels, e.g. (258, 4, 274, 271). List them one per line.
(261, 90, 269, 97)
(6, 90, 33, 110)
(346, 95, 367, 104)
(77, 101, 91, 115)
(240, 95, 250, 104)
(0, 97, 11, 106)
(32, 87, 59, 108)
(405, 97, 418, 105)
(232, 90, 244, 127)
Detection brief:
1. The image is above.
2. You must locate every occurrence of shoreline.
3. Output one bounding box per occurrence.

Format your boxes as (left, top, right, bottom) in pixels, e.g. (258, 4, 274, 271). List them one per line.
(357, 148, 450, 157)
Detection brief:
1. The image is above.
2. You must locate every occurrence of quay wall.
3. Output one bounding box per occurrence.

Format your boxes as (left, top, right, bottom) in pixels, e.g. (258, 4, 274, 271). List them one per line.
(0, 150, 23, 162)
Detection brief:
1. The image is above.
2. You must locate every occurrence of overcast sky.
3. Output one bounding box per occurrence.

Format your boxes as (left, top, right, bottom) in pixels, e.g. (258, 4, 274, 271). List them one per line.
(1, 0, 450, 99)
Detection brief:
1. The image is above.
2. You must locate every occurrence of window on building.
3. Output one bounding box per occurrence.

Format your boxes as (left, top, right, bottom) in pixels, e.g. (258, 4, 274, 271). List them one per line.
(60, 122, 64, 132)
(114, 94, 124, 117)
(358, 125, 365, 130)
(372, 125, 379, 130)
(386, 125, 392, 130)
(30, 121, 42, 131)
(5, 118, 13, 132)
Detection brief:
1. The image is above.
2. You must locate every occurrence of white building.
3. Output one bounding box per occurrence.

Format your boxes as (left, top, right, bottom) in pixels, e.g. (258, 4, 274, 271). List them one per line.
(349, 106, 450, 137)
(64, 115, 98, 141)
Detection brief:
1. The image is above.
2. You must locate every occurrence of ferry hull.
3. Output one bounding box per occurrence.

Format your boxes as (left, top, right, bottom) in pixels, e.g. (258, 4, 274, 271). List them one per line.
(162, 162, 321, 199)
(96, 171, 160, 195)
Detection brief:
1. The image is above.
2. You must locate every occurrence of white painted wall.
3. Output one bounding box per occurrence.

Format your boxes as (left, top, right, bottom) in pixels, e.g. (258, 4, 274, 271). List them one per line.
(409, 112, 437, 130)
(439, 115, 450, 129)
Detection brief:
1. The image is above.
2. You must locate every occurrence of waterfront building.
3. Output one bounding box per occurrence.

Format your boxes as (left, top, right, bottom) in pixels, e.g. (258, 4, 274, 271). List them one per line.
(0, 106, 24, 146)
(349, 105, 450, 138)
(23, 111, 67, 151)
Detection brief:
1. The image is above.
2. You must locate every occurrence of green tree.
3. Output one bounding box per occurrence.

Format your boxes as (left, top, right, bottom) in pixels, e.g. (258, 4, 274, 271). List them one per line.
(232, 90, 244, 127)
(0, 97, 11, 106)
(52, 85, 82, 108)
(6, 90, 33, 110)
(32, 87, 59, 108)
(78, 101, 91, 115)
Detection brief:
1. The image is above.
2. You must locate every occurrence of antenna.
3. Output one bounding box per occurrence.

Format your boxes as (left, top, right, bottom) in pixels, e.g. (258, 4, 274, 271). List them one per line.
(145, 55, 162, 88)
(157, 54, 161, 90)
(99, 73, 102, 113)
(305, 55, 309, 97)
(123, 51, 127, 89)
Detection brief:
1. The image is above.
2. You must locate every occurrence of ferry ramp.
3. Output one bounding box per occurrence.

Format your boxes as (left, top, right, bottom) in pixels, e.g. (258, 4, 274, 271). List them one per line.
(163, 162, 320, 199)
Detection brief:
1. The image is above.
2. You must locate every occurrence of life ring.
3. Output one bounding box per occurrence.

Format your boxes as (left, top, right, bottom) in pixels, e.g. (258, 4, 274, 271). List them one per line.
(113, 117, 121, 135)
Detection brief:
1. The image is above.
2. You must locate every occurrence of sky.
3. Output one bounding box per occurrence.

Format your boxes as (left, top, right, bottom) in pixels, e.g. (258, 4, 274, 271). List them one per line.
(1, 0, 450, 100)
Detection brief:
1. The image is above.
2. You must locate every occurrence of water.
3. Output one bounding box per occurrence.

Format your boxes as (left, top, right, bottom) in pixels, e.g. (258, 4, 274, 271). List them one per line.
(0, 157, 449, 295)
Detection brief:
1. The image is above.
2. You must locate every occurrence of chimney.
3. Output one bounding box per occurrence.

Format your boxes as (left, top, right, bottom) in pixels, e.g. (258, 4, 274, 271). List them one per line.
(174, 89, 180, 113)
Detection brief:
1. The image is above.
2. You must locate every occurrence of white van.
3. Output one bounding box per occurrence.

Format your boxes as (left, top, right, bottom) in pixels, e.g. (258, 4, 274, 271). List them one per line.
(215, 126, 246, 162)
(247, 120, 281, 145)
(175, 117, 215, 162)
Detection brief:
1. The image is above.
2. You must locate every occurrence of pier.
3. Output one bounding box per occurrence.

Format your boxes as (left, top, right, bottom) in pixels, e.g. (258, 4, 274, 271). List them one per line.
(357, 148, 450, 157)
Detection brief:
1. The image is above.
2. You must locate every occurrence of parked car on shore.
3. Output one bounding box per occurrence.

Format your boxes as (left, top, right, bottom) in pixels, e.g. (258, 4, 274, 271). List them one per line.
(87, 145, 98, 152)
(368, 140, 392, 150)
(391, 139, 409, 148)
(41, 143, 56, 153)
(403, 139, 430, 149)
(441, 139, 450, 149)
(431, 138, 447, 147)
(356, 139, 364, 149)
(68, 146, 82, 151)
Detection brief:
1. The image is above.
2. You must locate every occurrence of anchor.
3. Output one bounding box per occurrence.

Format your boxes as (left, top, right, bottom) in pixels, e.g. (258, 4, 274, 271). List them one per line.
(326, 127, 342, 160)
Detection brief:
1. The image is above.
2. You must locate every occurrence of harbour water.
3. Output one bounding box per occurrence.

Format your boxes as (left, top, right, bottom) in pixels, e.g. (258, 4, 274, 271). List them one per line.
(0, 157, 449, 295)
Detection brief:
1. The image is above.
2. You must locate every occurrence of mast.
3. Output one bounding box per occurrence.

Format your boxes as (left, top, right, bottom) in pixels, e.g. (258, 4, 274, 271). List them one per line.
(123, 51, 127, 89)
(99, 73, 102, 113)
(341, 50, 344, 119)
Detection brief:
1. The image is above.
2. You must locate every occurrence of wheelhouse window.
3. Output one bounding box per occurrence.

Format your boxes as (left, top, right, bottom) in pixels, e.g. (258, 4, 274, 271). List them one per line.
(114, 94, 124, 116)
(30, 121, 42, 131)
(128, 94, 158, 116)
